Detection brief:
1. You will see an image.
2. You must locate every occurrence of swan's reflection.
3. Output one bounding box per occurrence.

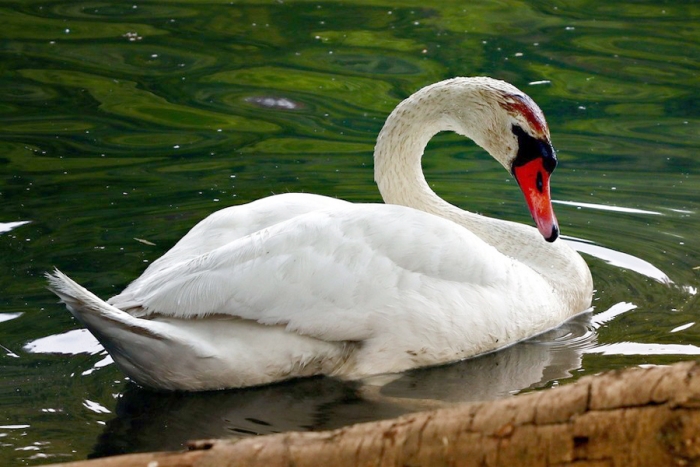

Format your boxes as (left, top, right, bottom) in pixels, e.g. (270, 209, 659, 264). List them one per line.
(380, 313, 595, 403)
(90, 312, 596, 458)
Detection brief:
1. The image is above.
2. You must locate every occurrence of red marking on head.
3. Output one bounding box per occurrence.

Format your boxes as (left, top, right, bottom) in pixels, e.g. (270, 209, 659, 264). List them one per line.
(502, 94, 549, 138)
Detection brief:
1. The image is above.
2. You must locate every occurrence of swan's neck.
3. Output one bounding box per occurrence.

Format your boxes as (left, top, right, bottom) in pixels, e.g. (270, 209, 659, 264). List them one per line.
(372, 81, 592, 312)
(373, 80, 507, 243)
(373, 112, 444, 213)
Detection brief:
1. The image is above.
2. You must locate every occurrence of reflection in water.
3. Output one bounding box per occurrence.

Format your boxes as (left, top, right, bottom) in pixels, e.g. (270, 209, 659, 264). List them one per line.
(585, 342, 700, 356)
(589, 301, 637, 329)
(23, 328, 103, 356)
(0, 221, 30, 234)
(563, 237, 671, 284)
(554, 200, 662, 216)
(27, 299, 689, 460)
(244, 96, 304, 111)
(0, 313, 22, 324)
(0, 344, 20, 358)
(89, 313, 597, 458)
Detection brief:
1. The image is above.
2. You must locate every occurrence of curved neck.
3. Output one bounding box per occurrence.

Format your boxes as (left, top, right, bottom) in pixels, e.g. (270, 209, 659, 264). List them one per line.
(373, 80, 502, 242)
(372, 81, 593, 312)
(373, 108, 443, 212)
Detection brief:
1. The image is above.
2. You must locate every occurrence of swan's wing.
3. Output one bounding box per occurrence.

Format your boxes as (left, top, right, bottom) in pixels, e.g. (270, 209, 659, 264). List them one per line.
(108, 204, 537, 343)
(116, 193, 351, 296)
(169, 193, 351, 254)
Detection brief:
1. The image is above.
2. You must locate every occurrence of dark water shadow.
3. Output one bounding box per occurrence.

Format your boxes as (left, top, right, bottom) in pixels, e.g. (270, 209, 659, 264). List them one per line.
(89, 313, 595, 458)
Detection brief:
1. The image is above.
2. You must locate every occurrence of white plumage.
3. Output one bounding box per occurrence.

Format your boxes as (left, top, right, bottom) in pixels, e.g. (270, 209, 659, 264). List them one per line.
(47, 77, 593, 391)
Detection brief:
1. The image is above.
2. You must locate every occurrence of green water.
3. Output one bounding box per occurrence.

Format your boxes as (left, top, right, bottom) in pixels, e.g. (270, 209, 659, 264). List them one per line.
(1, 0, 699, 464)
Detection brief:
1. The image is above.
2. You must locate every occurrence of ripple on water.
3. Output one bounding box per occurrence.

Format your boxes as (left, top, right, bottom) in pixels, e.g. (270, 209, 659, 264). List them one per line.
(529, 64, 684, 103)
(573, 34, 700, 64)
(104, 132, 213, 150)
(564, 117, 700, 149)
(1, 117, 95, 134)
(2, 81, 58, 103)
(239, 137, 372, 156)
(44, 1, 196, 20)
(292, 50, 430, 77)
(310, 30, 423, 53)
(565, 55, 698, 84)
(17, 44, 219, 77)
(18, 69, 280, 132)
(192, 87, 313, 117)
(202, 67, 398, 113)
(558, 2, 693, 19)
(3, 7, 166, 40)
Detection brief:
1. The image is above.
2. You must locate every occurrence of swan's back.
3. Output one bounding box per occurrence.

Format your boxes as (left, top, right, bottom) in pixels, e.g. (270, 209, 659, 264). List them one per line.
(113, 193, 350, 303)
(106, 202, 571, 377)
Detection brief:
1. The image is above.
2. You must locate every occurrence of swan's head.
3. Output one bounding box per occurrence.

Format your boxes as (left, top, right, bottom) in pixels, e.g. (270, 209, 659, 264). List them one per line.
(457, 78, 560, 242)
(502, 91, 559, 242)
(375, 76, 561, 242)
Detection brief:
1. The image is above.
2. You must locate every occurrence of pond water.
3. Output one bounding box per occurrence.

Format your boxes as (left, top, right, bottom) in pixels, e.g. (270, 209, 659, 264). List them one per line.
(1, 0, 699, 464)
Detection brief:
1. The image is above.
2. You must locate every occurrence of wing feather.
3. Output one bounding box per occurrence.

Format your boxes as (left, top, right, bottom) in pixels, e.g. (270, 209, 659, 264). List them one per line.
(109, 203, 548, 343)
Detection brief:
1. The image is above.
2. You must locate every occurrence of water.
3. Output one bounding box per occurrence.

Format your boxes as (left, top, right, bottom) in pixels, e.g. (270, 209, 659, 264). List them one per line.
(1, 0, 699, 464)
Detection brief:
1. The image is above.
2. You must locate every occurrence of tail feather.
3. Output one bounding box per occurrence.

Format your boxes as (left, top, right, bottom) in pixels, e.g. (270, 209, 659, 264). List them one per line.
(46, 268, 164, 339)
(46, 269, 350, 390)
(46, 269, 199, 389)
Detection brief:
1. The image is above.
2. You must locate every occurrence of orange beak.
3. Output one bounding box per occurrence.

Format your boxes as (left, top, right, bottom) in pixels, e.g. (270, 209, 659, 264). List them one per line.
(512, 158, 559, 242)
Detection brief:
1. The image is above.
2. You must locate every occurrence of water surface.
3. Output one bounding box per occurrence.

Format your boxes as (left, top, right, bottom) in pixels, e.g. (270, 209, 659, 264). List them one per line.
(1, 0, 699, 464)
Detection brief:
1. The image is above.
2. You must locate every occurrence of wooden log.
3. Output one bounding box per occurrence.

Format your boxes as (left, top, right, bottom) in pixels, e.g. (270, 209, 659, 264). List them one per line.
(47, 360, 700, 467)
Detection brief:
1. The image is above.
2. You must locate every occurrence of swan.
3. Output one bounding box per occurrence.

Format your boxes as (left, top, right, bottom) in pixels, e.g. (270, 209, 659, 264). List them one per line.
(47, 77, 593, 391)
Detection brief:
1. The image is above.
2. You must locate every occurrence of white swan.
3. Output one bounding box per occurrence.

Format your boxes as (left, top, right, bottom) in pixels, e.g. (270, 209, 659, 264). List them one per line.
(47, 77, 593, 391)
